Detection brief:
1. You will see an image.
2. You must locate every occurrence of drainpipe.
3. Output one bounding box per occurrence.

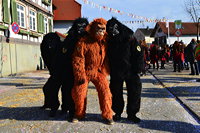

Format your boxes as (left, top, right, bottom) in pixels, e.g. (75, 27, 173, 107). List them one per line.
(197, 18, 200, 41)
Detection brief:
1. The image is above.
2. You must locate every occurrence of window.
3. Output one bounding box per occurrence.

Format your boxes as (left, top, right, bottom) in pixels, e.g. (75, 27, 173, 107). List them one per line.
(42, 0, 51, 6)
(17, 4, 26, 28)
(44, 17, 48, 33)
(29, 10, 36, 31)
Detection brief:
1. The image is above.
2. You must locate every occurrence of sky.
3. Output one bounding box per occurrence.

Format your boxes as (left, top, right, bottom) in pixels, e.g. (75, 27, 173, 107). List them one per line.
(75, 0, 191, 31)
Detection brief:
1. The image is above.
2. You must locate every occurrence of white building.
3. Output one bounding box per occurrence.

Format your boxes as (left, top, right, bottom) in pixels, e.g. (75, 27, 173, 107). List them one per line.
(150, 22, 198, 45)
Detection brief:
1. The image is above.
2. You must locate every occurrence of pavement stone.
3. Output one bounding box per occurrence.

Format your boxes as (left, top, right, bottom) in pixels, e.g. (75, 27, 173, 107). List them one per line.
(0, 66, 199, 133)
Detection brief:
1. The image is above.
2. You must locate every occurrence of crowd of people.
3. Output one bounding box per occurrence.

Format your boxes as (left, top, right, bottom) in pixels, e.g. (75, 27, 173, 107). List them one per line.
(139, 38, 200, 77)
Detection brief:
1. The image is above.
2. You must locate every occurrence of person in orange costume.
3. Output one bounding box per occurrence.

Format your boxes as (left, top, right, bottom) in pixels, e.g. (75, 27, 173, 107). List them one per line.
(71, 18, 114, 125)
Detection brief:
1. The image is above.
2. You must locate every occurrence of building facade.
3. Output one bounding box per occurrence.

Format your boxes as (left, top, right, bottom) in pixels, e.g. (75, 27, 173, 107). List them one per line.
(150, 22, 198, 46)
(0, 0, 53, 77)
(134, 27, 154, 45)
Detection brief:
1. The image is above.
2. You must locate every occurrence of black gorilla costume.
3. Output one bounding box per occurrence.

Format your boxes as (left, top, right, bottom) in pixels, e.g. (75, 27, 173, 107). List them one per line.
(106, 17, 143, 123)
(40, 32, 63, 109)
(40, 32, 62, 74)
(40, 18, 89, 118)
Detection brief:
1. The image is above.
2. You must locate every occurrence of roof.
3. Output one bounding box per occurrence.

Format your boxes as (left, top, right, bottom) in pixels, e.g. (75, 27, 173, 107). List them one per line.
(150, 22, 198, 37)
(137, 28, 154, 36)
(53, 0, 81, 21)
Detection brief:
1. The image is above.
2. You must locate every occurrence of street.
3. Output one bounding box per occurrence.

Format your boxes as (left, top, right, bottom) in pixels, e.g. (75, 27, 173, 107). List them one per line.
(0, 62, 200, 133)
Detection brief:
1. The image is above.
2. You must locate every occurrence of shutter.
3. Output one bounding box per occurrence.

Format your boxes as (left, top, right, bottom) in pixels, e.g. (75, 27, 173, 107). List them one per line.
(37, 12, 41, 33)
(11, 0, 17, 23)
(37, 13, 45, 33)
(3, 0, 10, 23)
(48, 19, 52, 32)
(41, 14, 44, 33)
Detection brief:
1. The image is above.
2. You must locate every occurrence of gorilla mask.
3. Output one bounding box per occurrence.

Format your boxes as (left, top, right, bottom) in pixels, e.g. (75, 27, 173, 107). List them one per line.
(86, 18, 107, 41)
(107, 17, 134, 41)
(68, 17, 89, 37)
(77, 23, 87, 35)
(107, 23, 119, 37)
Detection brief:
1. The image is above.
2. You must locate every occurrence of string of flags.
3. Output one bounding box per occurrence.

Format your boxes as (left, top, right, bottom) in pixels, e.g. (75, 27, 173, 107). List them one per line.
(76, 0, 168, 24)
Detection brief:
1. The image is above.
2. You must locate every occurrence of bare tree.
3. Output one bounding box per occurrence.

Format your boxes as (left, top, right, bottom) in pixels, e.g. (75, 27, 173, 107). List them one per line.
(184, 0, 200, 22)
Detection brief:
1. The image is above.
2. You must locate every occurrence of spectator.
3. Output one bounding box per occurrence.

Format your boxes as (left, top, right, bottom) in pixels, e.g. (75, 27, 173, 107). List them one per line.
(149, 41, 159, 69)
(172, 41, 181, 72)
(185, 39, 199, 75)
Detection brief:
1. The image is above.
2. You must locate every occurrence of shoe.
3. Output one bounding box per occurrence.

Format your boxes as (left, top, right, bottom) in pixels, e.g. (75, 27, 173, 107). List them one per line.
(67, 112, 75, 121)
(127, 115, 141, 123)
(104, 119, 114, 125)
(113, 114, 121, 121)
(160, 67, 165, 69)
(189, 73, 195, 75)
(40, 104, 50, 109)
(72, 117, 79, 123)
(49, 109, 57, 117)
(196, 79, 200, 82)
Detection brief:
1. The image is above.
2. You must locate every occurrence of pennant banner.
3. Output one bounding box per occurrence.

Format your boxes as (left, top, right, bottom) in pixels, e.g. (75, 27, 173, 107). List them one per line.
(77, 0, 168, 23)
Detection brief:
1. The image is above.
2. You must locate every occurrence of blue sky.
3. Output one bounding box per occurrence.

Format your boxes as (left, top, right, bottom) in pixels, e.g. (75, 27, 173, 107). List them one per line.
(75, 0, 191, 31)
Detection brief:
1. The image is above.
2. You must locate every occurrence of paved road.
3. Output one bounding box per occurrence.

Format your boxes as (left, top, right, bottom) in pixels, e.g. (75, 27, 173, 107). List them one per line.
(0, 63, 200, 133)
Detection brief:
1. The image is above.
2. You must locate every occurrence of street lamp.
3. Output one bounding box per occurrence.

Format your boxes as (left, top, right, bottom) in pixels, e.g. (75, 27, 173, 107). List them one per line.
(197, 17, 200, 41)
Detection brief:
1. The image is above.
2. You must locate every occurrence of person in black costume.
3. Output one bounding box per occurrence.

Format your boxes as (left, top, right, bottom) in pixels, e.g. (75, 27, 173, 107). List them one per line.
(40, 32, 62, 109)
(40, 18, 89, 119)
(106, 17, 143, 123)
(40, 32, 61, 75)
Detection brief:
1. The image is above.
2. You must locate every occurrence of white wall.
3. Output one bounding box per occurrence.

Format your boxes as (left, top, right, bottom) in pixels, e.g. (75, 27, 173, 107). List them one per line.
(167, 36, 197, 45)
(53, 21, 73, 34)
(145, 37, 154, 44)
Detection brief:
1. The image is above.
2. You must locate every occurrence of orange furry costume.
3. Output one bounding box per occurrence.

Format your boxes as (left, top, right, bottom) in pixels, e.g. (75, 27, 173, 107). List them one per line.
(72, 18, 113, 120)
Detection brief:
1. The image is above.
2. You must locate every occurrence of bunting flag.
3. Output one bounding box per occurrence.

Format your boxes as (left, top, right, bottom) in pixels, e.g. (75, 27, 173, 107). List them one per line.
(76, 0, 168, 23)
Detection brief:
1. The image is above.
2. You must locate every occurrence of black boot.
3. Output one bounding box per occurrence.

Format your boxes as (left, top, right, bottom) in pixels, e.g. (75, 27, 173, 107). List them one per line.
(67, 111, 74, 121)
(113, 114, 121, 121)
(40, 104, 50, 109)
(127, 115, 141, 123)
(104, 118, 114, 125)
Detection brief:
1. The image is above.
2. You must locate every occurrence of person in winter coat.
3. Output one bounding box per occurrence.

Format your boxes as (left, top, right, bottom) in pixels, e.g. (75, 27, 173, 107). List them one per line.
(149, 41, 159, 69)
(185, 39, 199, 75)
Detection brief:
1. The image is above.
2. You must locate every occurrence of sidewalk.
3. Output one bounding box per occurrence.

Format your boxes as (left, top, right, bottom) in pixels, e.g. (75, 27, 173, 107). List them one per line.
(149, 61, 200, 122)
(0, 66, 200, 132)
